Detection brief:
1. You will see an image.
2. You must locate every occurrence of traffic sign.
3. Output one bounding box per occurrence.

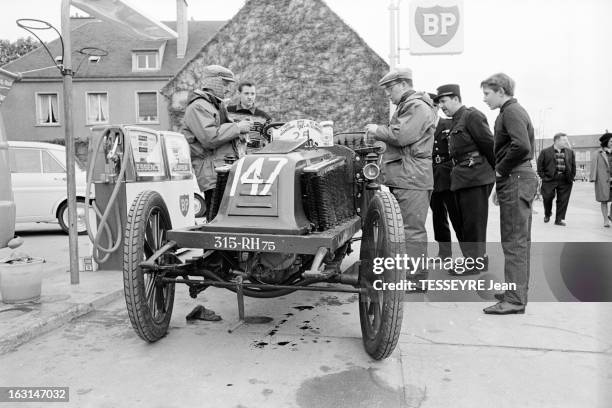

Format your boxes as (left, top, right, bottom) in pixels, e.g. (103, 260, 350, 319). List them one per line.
(409, 0, 464, 55)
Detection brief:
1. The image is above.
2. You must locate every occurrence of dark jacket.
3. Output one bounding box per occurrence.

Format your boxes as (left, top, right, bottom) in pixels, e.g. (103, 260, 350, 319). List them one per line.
(181, 90, 243, 191)
(537, 145, 576, 183)
(373, 90, 436, 190)
(226, 103, 271, 122)
(448, 106, 495, 191)
(494, 98, 535, 177)
(432, 118, 453, 192)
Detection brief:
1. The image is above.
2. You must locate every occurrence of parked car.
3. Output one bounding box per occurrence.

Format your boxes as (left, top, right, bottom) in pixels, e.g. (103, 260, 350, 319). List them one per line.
(0, 111, 15, 247)
(8, 141, 91, 234)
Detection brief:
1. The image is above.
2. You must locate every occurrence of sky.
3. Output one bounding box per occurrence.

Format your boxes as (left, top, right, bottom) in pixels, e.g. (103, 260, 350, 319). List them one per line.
(1, 0, 610, 137)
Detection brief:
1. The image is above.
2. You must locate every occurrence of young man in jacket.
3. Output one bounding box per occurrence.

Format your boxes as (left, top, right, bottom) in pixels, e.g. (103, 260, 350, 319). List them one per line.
(481, 73, 538, 315)
(365, 68, 436, 286)
(536, 132, 576, 226)
(181, 65, 251, 218)
(435, 84, 495, 275)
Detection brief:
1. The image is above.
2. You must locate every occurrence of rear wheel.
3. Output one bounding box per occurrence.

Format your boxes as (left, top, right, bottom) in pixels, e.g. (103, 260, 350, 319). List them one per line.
(123, 190, 175, 342)
(57, 198, 88, 235)
(359, 190, 405, 360)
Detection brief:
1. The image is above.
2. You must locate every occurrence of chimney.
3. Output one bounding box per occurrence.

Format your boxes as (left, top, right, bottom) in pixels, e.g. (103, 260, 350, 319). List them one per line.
(176, 0, 188, 59)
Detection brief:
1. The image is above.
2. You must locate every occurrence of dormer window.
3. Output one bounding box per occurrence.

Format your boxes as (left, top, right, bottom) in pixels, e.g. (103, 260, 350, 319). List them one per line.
(132, 51, 159, 71)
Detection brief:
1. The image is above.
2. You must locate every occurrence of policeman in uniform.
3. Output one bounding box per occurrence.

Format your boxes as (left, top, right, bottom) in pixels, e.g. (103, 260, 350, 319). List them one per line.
(428, 93, 462, 260)
(435, 84, 495, 275)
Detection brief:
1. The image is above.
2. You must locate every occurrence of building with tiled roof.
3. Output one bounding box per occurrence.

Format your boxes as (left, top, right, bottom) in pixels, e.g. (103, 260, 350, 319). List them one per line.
(1, 0, 223, 146)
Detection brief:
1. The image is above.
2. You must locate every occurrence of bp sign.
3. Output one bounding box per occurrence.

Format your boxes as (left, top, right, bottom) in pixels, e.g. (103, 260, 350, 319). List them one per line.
(409, 0, 464, 55)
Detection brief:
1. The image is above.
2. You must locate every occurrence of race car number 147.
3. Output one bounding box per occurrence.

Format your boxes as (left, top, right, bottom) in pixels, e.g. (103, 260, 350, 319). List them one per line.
(213, 236, 276, 251)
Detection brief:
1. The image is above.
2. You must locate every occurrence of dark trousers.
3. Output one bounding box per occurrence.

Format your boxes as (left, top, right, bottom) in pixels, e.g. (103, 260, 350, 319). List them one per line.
(497, 164, 538, 305)
(455, 183, 493, 259)
(541, 177, 572, 221)
(430, 190, 462, 257)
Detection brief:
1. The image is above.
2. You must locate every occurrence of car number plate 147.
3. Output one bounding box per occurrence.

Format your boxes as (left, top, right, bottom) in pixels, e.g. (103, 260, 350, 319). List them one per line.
(213, 236, 277, 251)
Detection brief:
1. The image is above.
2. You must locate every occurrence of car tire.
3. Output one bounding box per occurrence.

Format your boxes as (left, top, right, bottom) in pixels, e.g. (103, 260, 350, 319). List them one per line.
(123, 190, 175, 343)
(358, 190, 405, 360)
(57, 198, 88, 235)
(194, 193, 206, 218)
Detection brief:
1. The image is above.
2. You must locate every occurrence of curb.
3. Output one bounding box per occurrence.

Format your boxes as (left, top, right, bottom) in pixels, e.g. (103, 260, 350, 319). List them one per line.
(0, 288, 124, 355)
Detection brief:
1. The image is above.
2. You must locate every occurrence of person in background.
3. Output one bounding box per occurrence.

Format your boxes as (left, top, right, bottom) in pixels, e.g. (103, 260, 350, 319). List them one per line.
(480, 73, 538, 315)
(428, 92, 462, 261)
(227, 81, 272, 148)
(181, 65, 251, 218)
(589, 132, 612, 228)
(364, 68, 436, 289)
(536, 132, 576, 226)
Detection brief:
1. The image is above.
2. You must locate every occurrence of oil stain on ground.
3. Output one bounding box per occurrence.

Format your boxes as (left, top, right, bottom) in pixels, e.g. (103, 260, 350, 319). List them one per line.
(296, 367, 417, 408)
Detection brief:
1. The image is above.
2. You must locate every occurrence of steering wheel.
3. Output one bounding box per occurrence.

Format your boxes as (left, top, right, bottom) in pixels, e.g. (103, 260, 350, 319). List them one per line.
(260, 121, 286, 142)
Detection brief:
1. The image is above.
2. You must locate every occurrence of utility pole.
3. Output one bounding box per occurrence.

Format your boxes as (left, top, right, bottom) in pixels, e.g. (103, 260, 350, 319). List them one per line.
(61, 0, 79, 284)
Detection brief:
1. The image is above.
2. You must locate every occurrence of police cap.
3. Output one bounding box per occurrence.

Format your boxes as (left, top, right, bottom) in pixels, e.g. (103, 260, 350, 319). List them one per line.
(434, 84, 461, 102)
(378, 68, 413, 87)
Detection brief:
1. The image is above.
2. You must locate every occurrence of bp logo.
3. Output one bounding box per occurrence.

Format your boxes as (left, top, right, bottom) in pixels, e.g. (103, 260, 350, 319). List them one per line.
(179, 194, 190, 217)
(415, 5, 460, 48)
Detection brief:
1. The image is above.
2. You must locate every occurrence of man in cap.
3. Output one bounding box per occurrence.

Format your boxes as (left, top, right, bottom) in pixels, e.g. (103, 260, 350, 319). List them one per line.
(365, 68, 437, 287)
(435, 84, 495, 275)
(428, 92, 462, 261)
(181, 65, 252, 218)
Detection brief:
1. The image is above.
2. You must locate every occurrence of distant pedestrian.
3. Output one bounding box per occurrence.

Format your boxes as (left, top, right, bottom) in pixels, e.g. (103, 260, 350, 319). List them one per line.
(589, 132, 612, 228)
(435, 84, 495, 275)
(480, 73, 537, 315)
(427, 93, 462, 260)
(536, 132, 576, 226)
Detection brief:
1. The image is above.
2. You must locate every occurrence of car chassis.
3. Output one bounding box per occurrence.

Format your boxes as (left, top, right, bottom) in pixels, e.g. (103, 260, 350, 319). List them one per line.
(122, 122, 407, 360)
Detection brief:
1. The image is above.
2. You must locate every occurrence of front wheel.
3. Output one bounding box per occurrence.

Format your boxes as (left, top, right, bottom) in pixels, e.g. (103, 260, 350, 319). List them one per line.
(123, 190, 175, 342)
(194, 193, 206, 218)
(359, 190, 405, 360)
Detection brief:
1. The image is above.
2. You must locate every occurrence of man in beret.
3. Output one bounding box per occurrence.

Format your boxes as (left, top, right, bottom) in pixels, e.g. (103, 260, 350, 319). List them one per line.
(428, 92, 462, 261)
(481, 72, 538, 315)
(181, 65, 252, 219)
(365, 68, 437, 287)
(435, 84, 495, 275)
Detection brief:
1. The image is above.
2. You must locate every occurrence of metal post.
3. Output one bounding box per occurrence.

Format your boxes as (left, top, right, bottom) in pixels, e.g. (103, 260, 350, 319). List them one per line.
(61, 0, 79, 284)
(388, 0, 398, 69)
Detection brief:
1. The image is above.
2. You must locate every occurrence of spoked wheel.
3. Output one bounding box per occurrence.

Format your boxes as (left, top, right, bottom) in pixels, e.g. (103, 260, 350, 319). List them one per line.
(123, 190, 176, 342)
(359, 190, 405, 360)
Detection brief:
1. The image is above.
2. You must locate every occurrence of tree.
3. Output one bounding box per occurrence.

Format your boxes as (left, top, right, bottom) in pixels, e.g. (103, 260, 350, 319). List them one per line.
(0, 37, 39, 67)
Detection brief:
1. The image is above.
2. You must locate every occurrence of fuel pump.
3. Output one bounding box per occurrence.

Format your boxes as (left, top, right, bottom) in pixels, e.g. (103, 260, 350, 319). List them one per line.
(86, 125, 195, 270)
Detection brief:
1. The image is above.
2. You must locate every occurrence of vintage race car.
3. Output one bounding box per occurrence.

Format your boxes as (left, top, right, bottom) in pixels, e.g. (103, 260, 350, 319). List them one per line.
(122, 120, 407, 360)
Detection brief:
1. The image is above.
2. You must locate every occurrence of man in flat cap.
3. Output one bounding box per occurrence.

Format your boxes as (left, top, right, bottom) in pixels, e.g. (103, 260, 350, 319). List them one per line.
(181, 65, 252, 219)
(427, 92, 462, 262)
(435, 84, 495, 275)
(365, 68, 437, 287)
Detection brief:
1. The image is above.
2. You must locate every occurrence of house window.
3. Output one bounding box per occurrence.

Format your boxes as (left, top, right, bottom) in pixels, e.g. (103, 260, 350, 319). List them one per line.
(86, 92, 109, 124)
(136, 92, 158, 123)
(133, 52, 159, 71)
(585, 151, 591, 162)
(36, 93, 59, 125)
